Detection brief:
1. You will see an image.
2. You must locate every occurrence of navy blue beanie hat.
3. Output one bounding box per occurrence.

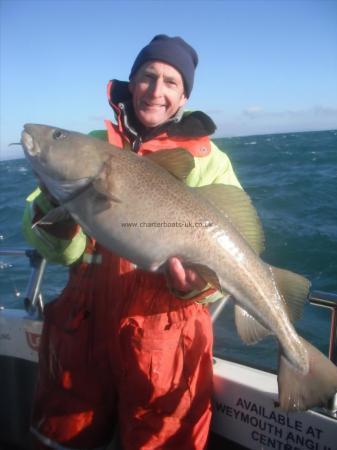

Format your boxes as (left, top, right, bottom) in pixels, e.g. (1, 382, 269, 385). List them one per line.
(129, 34, 198, 98)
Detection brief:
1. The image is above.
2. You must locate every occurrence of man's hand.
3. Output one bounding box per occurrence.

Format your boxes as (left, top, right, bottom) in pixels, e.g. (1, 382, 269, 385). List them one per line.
(166, 256, 207, 293)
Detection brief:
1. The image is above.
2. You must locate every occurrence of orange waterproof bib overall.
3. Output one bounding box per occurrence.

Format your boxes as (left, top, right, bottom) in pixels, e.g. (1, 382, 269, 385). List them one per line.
(31, 122, 214, 450)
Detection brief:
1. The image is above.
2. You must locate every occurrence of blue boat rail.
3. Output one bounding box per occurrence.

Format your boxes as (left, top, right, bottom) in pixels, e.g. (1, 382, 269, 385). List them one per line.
(1, 247, 337, 415)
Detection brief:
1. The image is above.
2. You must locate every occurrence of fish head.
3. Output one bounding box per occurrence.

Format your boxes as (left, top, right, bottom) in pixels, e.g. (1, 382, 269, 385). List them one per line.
(21, 124, 109, 202)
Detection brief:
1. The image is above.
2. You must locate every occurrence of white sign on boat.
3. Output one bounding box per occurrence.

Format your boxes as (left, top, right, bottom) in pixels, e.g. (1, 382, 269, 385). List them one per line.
(212, 357, 336, 450)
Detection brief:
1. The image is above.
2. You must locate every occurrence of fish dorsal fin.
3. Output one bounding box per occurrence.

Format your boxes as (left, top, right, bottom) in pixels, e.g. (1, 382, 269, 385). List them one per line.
(145, 148, 195, 181)
(234, 305, 272, 344)
(196, 184, 265, 255)
(270, 266, 310, 322)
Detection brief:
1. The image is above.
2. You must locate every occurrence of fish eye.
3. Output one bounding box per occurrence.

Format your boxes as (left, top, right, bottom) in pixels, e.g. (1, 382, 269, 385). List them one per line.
(53, 129, 67, 140)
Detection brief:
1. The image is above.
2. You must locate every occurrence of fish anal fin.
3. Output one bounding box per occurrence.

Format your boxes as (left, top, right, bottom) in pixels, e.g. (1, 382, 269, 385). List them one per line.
(145, 148, 195, 180)
(278, 337, 337, 411)
(270, 266, 310, 322)
(195, 184, 265, 255)
(234, 304, 271, 344)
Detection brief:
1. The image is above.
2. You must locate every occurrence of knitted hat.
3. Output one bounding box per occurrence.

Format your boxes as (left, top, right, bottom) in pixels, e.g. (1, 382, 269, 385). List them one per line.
(129, 34, 198, 97)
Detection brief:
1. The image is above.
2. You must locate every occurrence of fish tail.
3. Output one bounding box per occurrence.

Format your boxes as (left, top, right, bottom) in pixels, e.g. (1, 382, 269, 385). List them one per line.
(277, 337, 337, 411)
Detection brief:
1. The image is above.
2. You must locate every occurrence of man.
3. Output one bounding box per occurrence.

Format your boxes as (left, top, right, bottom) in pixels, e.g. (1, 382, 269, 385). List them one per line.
(23, 35, 242, 450)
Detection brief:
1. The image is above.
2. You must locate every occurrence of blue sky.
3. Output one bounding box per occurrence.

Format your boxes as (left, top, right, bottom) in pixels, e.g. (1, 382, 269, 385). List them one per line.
(1, 0, 337, 160)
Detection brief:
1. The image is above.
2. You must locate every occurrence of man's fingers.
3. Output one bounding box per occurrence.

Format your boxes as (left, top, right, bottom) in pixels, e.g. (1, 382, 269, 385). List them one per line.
(167, 257, 187, 291)
(185, 267, 207, 291)
(167, 257, 207, 292)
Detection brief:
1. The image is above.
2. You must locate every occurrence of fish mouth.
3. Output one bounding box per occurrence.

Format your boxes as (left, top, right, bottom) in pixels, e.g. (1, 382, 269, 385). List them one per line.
(21, 127, 40, 156)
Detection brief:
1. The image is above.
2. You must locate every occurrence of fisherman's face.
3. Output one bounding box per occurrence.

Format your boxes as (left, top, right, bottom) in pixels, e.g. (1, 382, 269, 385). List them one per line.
(129, 61, 187, 128)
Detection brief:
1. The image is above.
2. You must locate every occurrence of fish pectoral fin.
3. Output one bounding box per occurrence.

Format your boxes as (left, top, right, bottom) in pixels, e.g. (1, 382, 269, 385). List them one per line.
(92, 160, 122, 203)
(277, 338, 337, 411)
(32, 206, 70, 228)
(144, 148, 195, 180)
(195, 184, 265, 255)
(191, 264, 222, 291)
(270, 266, 311, 322)
(234, 305, 271, 344)
(92, 181, 121, 203)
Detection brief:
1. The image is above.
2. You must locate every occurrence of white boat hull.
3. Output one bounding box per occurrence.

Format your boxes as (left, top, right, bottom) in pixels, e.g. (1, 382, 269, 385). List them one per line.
(1, 307, 336, 450)
(212, 358, 336, 450)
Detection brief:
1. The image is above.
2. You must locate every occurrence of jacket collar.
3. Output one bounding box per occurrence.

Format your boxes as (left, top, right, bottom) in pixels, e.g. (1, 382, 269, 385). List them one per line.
(107, 79, 217, 141)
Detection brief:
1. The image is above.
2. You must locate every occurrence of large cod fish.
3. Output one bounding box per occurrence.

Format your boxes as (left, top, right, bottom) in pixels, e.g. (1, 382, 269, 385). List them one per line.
(21, 123, 337, 411)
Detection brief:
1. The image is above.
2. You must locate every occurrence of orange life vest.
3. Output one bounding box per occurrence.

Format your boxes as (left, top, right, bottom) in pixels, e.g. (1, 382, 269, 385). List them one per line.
(104, 118, 211, 157)
(70, 114, 215, 290)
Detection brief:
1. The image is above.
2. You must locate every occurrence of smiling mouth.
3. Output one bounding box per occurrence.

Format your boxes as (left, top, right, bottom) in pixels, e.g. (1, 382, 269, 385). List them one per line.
(143, 101, 165, 109)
